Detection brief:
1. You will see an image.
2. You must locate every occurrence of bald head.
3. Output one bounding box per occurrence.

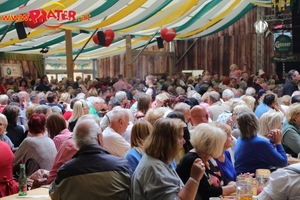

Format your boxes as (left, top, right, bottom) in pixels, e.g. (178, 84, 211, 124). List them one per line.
(190, 105, 208, 126)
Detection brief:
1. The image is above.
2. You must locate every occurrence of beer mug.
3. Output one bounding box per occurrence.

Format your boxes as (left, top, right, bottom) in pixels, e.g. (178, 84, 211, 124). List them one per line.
(236, 175, 253, 200)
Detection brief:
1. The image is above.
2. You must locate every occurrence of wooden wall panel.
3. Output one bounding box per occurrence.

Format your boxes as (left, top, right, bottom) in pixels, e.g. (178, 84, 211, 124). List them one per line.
(97, 7, 299, 79)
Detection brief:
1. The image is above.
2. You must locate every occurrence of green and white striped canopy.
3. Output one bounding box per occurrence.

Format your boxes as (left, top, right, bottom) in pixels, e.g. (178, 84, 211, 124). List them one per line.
(0, 0, 277, 59)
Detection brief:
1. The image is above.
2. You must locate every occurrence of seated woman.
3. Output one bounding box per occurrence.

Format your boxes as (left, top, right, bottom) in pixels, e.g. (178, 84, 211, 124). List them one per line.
(131, 118, 205, 200)
(282, 103, 300, 157)
(125, 120, 152, 172)
(167, 111, 193, 155)
(153, 93, 169, 108)
(176, 123, 236, 200)
(0, 114, 14, 150)
(211, 122, 236, 182)
(234, 109, 287, 175)
(2, 105, 26, 148)
(0, 141, 18, 197)
(13, 113, 57, 175)
(68, 100, 89, 132)
(258, 110, 283, 143)
(46, 113, 72, 151)
(133, 94, 152, 122)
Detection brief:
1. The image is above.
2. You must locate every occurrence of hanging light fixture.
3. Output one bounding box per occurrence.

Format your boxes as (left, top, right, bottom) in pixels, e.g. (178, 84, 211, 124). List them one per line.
(254, 20, 268, 34)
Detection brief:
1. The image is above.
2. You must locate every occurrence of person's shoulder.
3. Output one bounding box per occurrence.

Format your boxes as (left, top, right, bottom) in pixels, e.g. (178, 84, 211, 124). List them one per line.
(224, 150, 231, 158)
(103, 128, 122, 139)
(252, 136, 271, 145)
(10, 125, 24, 132)
(103, 153, 132, 174)
(134, 155, 167, 176)
(125, 148, 140, 157)
(45, 137, 56, 144)
(178, 152, 198, 164)
(0, 140, 12, 151)
(59, 138, 76, 151)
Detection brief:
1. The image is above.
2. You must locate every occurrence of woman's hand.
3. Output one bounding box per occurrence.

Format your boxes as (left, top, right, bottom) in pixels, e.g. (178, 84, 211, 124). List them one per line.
(190, 158, 205, 182)
(269, 129, 282, 145)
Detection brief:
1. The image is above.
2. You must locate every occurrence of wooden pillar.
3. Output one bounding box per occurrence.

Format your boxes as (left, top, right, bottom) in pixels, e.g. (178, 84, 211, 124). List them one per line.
(65, 30, 74, 80)
(125, 35, 133, 78)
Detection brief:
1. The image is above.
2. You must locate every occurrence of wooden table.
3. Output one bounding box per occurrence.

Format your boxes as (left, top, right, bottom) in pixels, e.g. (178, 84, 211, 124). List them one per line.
(1, 187, 50, 200)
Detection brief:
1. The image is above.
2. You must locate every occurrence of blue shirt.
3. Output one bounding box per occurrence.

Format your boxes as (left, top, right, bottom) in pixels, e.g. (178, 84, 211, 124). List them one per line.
(215, 150, 236, 181)
(125, 148, 142, 172)
(254, 103, 270, 118)
(234, 135, 288, 174)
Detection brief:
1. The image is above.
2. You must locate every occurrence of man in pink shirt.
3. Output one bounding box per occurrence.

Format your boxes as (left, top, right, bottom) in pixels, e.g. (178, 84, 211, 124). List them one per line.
(113, 75, 133, 92)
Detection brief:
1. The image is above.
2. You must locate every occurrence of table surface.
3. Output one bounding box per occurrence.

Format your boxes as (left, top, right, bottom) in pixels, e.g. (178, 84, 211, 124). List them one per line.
(2, 187, 50, 200)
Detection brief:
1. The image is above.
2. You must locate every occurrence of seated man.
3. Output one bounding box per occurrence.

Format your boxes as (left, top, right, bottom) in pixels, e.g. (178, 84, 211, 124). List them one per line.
(102, 108, 131, 157)
(49, 115, 132, 200)
(190, 105, 208, 128)
(258, 162, 300, 199)
(47, 92, 66, 114)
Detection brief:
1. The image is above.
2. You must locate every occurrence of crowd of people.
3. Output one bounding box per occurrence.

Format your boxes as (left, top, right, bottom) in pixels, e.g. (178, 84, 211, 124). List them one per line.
(0, 66, 300, 199)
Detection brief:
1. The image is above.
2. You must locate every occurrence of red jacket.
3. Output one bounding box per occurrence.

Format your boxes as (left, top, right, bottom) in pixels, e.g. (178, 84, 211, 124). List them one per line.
(0, 141, 18, 197)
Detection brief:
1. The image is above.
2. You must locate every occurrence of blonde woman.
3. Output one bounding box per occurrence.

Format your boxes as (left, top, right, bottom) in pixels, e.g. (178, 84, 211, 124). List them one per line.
(241, 95, 256, 111)
(145, 75, 156, 100)
(229, 64, 242, 84)
(154, 93, 169, 108)
(68, 100, 89, 132)
(0, 114, 14, 149)
(176, 123, 236, 199)
(59, 92, 71, 110)
(211, 122, 236, 181)
(145, 107, 171, 125)
(88, 88, 98, 97)
(258, 110, 283, 143)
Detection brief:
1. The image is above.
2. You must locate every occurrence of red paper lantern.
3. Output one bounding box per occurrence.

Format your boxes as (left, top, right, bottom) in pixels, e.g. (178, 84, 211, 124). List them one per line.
(92, 29, 115, 47)
(93, 34, 99, 45)
(103, 29, 115, 47)
(160, 28, 176, 42)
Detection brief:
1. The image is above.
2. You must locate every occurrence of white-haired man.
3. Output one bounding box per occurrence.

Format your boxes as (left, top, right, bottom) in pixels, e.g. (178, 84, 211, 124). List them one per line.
(87, 96, 104, 117)
(0, 94, 8, 113)
(115, 91, 129, 108)
(49, 115, 132, 200)
(207, 90, 232, 121)
(102, 108, 130, 157)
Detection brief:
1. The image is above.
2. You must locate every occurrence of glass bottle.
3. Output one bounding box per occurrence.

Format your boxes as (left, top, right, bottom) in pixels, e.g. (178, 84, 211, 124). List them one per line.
(18, 164, 27, 196)
(257, 175, 265, 195)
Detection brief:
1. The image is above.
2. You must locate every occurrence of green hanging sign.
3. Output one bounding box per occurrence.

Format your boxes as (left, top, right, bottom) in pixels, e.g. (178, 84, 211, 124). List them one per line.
(274, 35, 292, 53)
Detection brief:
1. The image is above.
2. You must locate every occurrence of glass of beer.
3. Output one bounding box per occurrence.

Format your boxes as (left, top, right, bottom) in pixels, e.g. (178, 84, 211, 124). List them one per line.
(236, 174, 253, 200)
